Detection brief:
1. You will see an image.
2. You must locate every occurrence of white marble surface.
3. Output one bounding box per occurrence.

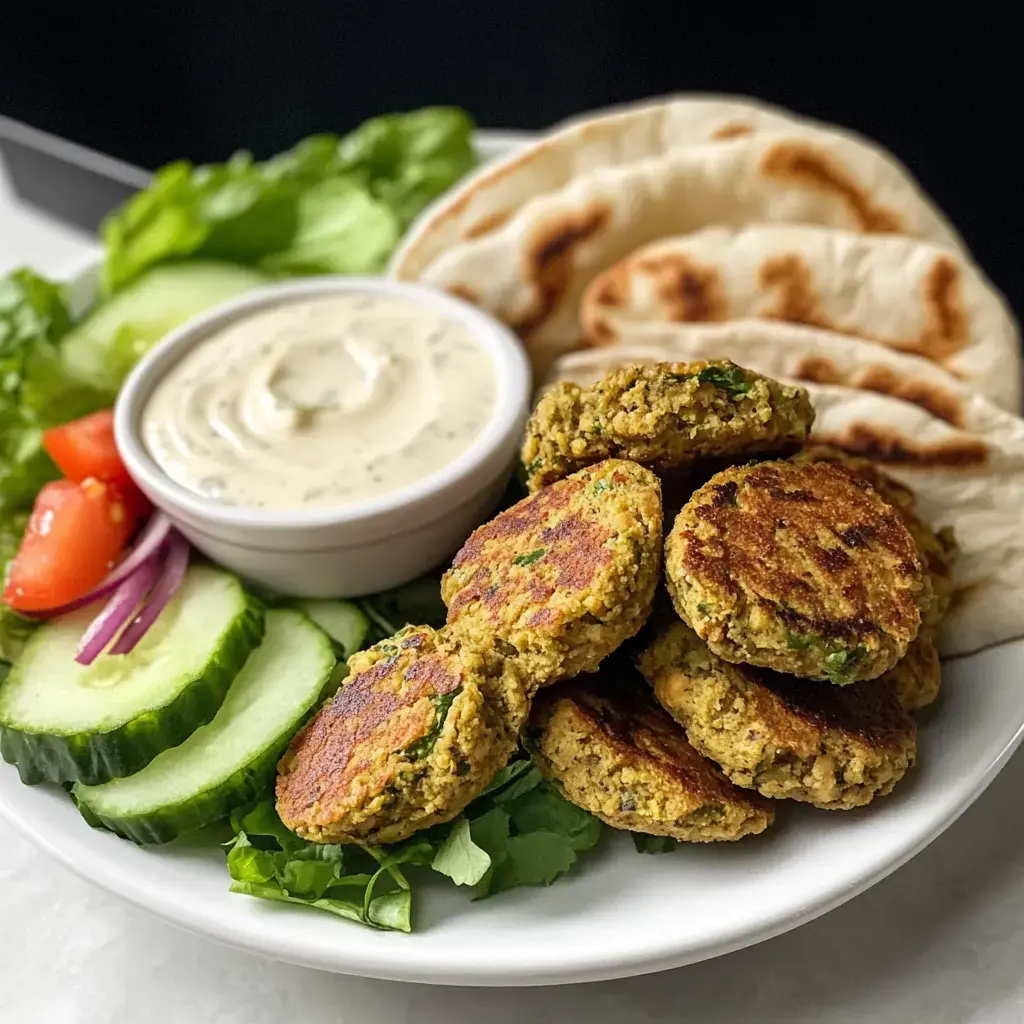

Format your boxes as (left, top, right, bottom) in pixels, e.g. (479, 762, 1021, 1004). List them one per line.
(2, 163, 1023, 1024)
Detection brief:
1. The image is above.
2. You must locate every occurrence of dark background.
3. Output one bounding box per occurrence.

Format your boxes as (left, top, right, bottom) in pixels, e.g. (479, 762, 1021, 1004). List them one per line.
(4, 5, 1022, 317)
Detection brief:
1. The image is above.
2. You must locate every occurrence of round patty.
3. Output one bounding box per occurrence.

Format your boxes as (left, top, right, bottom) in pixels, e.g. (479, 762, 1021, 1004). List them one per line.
(522, 360, 814, 492)
(442, 459, 662, 689)
(888, 634, 942, 712)
(636, 619, 917, 810)
(527, 666, 774, 842)
(793, 446, 957, 631)
(665, 459, 928, 682)
(276, 625, 528, 845)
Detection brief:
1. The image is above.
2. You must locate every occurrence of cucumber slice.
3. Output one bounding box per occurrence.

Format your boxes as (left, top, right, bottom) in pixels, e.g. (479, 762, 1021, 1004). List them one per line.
(73, 608, 334, 844)
(0, 566, 263, 786)
(294, 599, 369, 658)
(62, 262, 271, 392)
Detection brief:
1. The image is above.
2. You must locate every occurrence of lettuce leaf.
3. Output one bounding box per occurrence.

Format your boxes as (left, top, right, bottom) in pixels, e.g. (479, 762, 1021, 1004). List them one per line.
(101, 107, 475, 294)
(0, 270, 108, 513)
(225, 756, 606, 931)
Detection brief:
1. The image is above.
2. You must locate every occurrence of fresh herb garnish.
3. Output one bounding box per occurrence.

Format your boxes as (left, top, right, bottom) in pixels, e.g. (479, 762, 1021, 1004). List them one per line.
(697, 365, 752, 399)
(823, 645, 868, 684)
(593, 479, 614, 494)
(696, 601, 715, 615)
(786, 631, 813, 651)
(224, 803, 420, 932)
(512, 548, 546, 566)
(632, 834, 679, 854)
(403, 688, 461, 761)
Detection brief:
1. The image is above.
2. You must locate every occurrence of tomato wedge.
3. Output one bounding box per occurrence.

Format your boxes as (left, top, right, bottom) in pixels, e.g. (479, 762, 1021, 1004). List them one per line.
(4, 479, 134, 613)
(43, 409, 129, 486)
(42, 409, 152, 528)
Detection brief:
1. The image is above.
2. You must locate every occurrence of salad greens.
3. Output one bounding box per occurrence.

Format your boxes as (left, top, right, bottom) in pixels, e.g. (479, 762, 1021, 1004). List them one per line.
(0, 270, 108, 513)
(100, 107, 475, 294)
(225, 755, 604, 932)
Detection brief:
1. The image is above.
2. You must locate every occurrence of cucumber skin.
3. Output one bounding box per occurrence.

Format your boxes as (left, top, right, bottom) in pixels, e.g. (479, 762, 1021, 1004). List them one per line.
(73, 651, 335, 845)
(0, 595, 265, 787)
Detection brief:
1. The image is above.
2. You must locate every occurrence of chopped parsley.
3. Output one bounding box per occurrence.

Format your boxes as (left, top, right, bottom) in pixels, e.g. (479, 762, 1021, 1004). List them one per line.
(592, 478, 614, 494)
(786, 631, 813, 651)
(512, 548, 546, 566)
(823, 645, 868, 684)
(403, 688, 462, 761)
(697, 365, 751, 399)
(696, 601, 715, 615)
(524, 457, 544, 475)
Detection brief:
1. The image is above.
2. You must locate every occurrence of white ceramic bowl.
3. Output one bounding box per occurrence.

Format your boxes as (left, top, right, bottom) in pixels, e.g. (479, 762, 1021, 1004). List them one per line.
(114, 277, 531, 598)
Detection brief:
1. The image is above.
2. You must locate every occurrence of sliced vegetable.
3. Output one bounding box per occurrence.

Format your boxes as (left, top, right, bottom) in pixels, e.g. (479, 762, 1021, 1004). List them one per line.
(61, 263, 272, 394)
(110, 533, 190, 655)
(75, 556, 161, 666)
(3, 479, 133, 613)
(0, 565, 263, 784)
(74, 608, 334, 844)
(27, 512, 172, 620)
(42, 409, 129, 485)
(294, 599, 369, 660)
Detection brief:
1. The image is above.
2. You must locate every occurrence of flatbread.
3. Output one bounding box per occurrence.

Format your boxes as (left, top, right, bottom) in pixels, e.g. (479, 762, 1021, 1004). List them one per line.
(580, 226, 1019, 411)
(546, 344, 1024, 658)
(391, 94, 805, 281)
(404, 128, 964, 377)
(545, 321, 985, 427)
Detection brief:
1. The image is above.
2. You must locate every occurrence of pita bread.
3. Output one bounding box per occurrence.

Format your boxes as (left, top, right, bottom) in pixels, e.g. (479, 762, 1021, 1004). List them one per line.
(544, 322, 978, 425)
(405, 128, 965, 377)
(545, 344, 1024, 658)
(580, 226, 1019, 411)
(391, 95, 805, 281)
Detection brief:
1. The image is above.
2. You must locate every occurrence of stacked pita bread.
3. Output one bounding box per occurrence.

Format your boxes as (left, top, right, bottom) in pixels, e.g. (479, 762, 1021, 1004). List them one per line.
(390, 94, 1023, 657)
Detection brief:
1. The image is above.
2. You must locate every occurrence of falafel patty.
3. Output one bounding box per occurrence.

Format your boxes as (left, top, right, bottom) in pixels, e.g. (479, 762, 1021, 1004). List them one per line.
(521, 360, 814, 492)
(793, 446, 957, 631)
(276, 626, 528, 845)
(527, 666, 774, 841)
(888, 634, 942, 712)
(665, 459, 928, 683)
(442, 459, 662, 689)
(636, 619, 917, 810)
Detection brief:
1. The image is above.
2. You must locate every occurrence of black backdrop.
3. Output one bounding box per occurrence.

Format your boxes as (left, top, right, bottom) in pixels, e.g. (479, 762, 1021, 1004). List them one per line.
(5, 4, 1022, 318)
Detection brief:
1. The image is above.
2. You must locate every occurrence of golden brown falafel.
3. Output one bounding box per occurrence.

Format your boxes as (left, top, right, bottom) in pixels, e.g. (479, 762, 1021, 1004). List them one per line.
(442, 459, 662, 689)
(888, 634, 942, 712)
(527, 665, 774, 842)
(665, 459, 928, 682)
(636, 619, 917, 810)
(276, 625, 528, 845)
(522, 361, 815, 492)
(793, 446, 957, 631)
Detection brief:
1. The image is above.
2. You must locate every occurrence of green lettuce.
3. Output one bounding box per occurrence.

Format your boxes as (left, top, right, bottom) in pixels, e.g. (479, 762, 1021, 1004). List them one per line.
(225, 756, 605, 931)
(0, 270, 108, 513)
(101, 107, 475, 294)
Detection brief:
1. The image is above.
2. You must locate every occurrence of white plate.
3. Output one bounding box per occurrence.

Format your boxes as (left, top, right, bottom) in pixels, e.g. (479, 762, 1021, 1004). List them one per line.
(2, 131, 1024, 987)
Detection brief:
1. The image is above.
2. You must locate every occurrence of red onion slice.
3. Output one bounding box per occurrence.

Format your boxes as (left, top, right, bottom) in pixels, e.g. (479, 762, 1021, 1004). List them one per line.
(110, 534, 190, 656)
(75, 555, 162, 666)
(31, 513, 173, 620)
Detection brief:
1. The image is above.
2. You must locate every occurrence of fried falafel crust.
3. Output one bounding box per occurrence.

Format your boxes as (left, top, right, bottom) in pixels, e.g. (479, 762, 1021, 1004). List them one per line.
(665, 459, 927, 682)
(636, 620, 917, 810)
(276, 625, 528, 845)
(888, 634, 942, 712)
(522, 360, 814, 491)
(793, 445, 957, 631)
(528, 668, 774, 842)
(442, 459, 662, 690)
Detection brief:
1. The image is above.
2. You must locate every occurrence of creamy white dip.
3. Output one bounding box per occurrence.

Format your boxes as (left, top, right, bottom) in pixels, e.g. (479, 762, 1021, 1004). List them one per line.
(142, 293, 497, 509)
